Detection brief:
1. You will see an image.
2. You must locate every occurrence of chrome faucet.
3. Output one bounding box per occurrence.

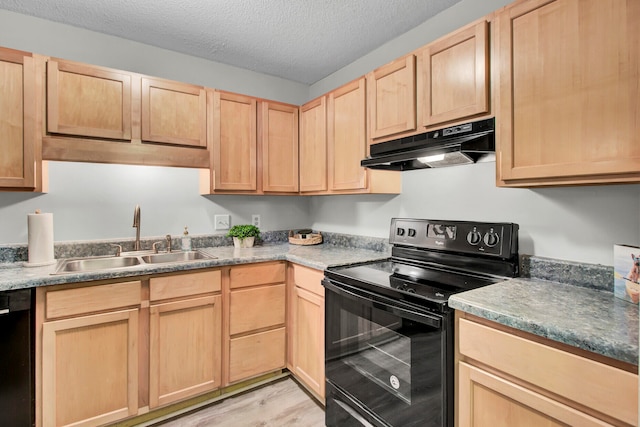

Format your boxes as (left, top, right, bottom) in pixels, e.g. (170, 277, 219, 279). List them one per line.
(133, 205, 141, 251)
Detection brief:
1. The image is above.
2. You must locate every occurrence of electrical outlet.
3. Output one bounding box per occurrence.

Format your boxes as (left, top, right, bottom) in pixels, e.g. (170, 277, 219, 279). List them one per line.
(252, 214, 261, 229)
(215, 214, 230, 230)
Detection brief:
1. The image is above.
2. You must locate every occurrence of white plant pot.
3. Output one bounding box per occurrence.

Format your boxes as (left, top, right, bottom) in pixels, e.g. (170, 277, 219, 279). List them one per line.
(233, 236, 255, 248)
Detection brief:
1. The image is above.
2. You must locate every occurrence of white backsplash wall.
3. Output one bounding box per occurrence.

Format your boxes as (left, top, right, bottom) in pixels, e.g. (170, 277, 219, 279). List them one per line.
(309, 162, 640, 266)
(0, 162, 310, 244)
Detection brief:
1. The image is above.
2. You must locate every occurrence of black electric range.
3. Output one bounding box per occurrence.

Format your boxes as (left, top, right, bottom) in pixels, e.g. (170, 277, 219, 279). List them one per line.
(323, 218, 519, 427)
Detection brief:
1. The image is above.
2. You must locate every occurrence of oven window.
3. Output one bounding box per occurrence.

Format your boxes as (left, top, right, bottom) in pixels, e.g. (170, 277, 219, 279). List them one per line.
(336, 310, 412, 403)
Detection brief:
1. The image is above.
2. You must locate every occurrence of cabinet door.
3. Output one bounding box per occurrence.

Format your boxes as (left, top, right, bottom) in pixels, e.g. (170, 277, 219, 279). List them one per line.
(42, 309, 139, 427)
(260, 101, 299, 192)
(497, 0, 640, 186)
(0, 49, 36, 189)
(328, 78, 367, 191)
(420, 20, 489, 127)
(292, 286, 325, 400)
(458, 362, 612, 427)
(149, 295, 222, 408)
(47, 59, 131, 140)
(299, 97, 327, 192)
(141, 77, 207, 148)
(368, 55, 416, 140)
(211, 91, 257, 191)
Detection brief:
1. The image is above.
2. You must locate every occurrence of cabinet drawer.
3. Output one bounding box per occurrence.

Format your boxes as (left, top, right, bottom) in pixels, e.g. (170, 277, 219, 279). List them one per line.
(230, 284, 285, 335)
(150, 270, 221, 301)
(228, 327, 285, 383)
(46, 281, 141, 319)
(230, 262, 285, 289)
(459, 318, 637, 426)
(292, 264, 324, 295)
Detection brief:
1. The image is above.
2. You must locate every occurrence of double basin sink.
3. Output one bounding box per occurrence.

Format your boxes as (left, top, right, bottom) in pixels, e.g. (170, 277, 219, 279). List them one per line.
(53, 250, 216, 275)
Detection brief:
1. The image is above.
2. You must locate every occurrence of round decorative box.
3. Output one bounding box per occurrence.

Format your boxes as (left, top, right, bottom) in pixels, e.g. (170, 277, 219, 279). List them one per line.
(288, 229, 322, 246)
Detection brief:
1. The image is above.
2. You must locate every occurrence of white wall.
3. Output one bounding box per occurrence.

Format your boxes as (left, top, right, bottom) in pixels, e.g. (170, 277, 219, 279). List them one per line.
(0, 162, 310, 244)
(309, 163, 640, 265)
(307, 0, 640, 266)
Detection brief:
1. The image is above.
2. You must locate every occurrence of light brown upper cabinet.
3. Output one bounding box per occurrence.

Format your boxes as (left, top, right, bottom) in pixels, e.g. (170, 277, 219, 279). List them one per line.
(419, 20, 489, 128)
(367, 55, 417, 141)
(496, 0, 640, 187)
(328, 77, 401, 194)
(260, 101, 299, 193)
(328, 78, 368, 191)
(299, 96, 328, 193)
(208, 90, 258, 192)
(47, 59, 132, 140)
(0, 47, 39, 190)
(141, 77, 207, 148)
(42, 58, 209, 169)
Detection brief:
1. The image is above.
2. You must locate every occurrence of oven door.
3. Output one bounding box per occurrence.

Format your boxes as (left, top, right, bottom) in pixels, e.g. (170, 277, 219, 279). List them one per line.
(324, 278, 452, 427)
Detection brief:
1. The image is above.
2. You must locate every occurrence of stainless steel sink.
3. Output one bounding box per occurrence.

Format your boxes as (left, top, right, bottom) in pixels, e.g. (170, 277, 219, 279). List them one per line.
(52, 250, 216, 274)
(140, 251, 212, 264)
(54, 256, 141, 274)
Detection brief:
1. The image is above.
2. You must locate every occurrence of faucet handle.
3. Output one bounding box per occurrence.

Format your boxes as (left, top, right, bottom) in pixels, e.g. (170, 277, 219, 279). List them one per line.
(110, 244, 123, 257)
(165, 234, 172, 253)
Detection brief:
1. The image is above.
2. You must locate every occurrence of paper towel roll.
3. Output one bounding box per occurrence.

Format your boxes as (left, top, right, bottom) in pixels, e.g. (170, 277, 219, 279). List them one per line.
(25, 211, 56, 267)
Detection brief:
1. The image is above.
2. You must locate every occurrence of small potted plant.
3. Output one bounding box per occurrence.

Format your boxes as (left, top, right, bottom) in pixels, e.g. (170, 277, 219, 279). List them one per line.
(227, 224, 261, 248)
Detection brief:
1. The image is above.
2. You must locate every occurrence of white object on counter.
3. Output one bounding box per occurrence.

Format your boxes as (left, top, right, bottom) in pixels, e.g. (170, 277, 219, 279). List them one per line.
(181, 226, 192, 251)
(25, 210, 56, 267)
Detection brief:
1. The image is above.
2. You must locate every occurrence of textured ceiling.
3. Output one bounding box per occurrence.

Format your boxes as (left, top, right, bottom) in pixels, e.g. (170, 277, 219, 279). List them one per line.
(0, 0, 462, 84)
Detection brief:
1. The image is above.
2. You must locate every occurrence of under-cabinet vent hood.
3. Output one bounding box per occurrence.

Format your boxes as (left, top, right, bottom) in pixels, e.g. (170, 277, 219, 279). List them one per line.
(361, 117, 495, 171)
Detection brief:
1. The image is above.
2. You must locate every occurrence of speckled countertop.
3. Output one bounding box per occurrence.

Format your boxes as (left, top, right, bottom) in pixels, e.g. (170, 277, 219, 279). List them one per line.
(449, 276, 639, 366)
(2, 235, 637, 367)
(0, 242, 389, 291)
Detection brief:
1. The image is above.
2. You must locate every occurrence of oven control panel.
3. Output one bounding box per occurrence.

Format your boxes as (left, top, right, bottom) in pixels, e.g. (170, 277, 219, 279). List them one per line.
(390, 218, 518, 258)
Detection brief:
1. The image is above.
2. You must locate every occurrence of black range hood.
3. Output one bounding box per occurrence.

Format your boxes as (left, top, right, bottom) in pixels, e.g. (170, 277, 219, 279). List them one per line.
(361, 117, 495, 171)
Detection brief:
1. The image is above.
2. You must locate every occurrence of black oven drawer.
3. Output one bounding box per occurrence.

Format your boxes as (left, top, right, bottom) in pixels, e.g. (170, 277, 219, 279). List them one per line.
(326, 381, 389, 427)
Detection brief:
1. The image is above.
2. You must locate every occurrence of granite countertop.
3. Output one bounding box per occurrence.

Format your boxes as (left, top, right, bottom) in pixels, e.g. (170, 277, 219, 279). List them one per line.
(0, 242, 389, 292)
(449, 277, 639, 366)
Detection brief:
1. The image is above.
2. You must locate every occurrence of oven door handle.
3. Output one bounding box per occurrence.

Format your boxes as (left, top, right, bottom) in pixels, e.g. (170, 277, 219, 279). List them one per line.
(324, 280, 442, 329)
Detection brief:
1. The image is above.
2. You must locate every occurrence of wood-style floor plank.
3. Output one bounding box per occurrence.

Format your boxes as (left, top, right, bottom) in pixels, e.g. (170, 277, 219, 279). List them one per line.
(157, 378, 325, 426)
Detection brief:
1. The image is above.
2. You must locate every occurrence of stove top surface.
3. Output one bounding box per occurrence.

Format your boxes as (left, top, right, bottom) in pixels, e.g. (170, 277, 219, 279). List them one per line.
(326, 259, 504, 309)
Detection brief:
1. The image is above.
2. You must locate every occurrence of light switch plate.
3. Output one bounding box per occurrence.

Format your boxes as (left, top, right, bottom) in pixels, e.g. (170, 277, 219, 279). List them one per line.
(215, 214, 230, 230)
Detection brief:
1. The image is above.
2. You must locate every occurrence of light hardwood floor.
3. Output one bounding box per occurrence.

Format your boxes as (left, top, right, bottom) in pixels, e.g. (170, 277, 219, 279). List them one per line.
(157, 378, 325, 426)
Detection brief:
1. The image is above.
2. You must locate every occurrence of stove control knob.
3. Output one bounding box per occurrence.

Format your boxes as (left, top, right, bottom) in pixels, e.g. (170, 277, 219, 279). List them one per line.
(466, 230, 481, 245)
(483, 231, 500, 247)
(397, 227, 405, 236)
(408, 228, 416, 237)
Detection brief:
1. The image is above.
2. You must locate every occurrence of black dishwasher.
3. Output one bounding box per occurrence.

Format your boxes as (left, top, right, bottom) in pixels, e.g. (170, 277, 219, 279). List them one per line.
(0, 288, 34, 427)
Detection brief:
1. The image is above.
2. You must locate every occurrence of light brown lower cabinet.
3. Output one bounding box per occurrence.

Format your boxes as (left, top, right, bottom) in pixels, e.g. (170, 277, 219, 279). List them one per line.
(38, 281, 142, 427)
(37, 270, 223, 427)
(148, 270, 222, 408)
(149, 295, 222, 408)
(289, 264, 325, 401)
(457, 313, 638, 427)
(226, 262, 287, 384)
